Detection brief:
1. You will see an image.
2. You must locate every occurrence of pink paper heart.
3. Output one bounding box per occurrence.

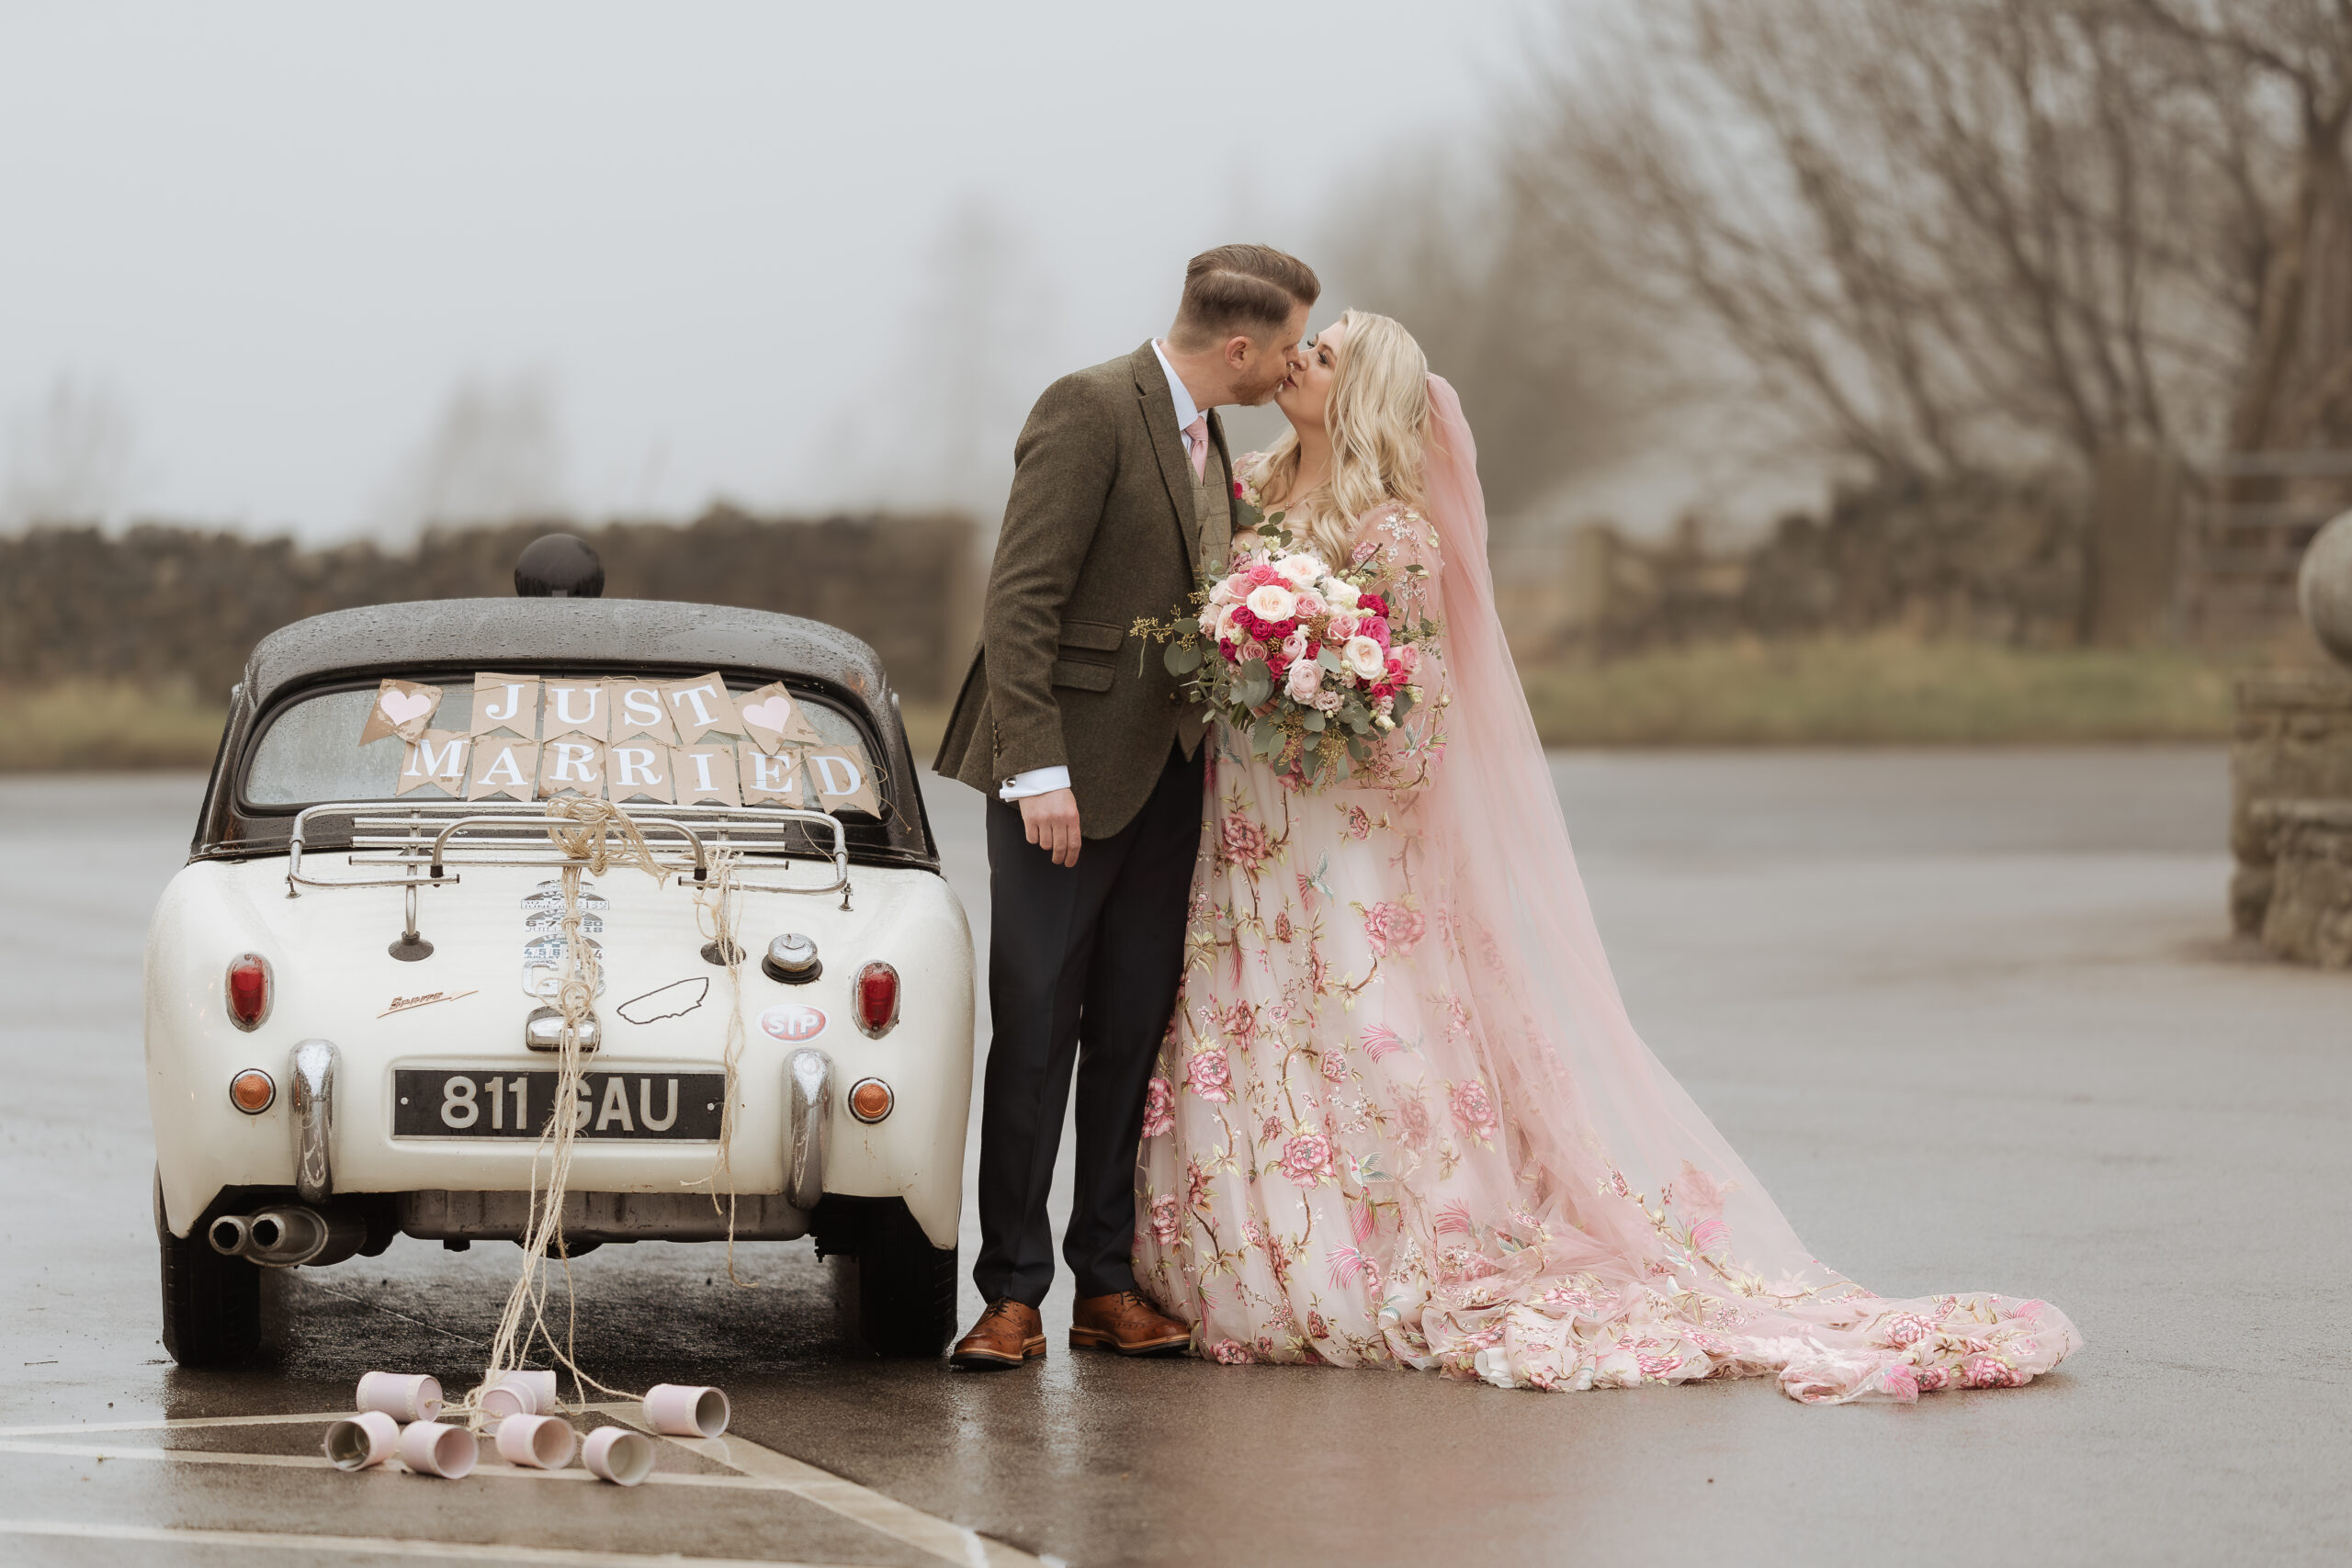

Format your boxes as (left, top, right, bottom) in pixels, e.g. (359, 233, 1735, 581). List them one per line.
(740, 695, 795, 734)
(379, 689, 435, 724)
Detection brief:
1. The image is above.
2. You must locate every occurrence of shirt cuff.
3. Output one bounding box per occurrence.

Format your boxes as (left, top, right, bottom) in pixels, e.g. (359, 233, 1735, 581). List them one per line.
(998, 765, 1072, 802)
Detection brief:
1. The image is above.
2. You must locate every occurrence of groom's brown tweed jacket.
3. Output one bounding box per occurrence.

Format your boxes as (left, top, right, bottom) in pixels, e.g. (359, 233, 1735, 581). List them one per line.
(934, 340, 1236, 839)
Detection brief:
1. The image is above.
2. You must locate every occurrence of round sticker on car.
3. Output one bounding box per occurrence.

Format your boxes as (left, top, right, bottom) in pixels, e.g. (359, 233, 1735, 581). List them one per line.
(758, 1003, 827, 1042)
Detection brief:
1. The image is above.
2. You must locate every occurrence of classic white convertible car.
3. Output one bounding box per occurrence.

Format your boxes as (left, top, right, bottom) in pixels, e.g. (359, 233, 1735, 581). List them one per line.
(147, 572, 973, 1364)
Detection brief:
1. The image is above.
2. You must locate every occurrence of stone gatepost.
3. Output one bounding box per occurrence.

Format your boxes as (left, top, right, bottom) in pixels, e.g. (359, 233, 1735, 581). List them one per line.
(2233, 512, 2352, 965)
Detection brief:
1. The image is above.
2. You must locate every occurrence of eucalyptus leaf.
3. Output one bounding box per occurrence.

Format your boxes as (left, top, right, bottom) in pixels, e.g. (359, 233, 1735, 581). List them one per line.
(1304, 710, 1325, 732)
(1393, 689, 1416, 719)
(1251, 719, 1280, 756)
(1165, 641, 1204, 675)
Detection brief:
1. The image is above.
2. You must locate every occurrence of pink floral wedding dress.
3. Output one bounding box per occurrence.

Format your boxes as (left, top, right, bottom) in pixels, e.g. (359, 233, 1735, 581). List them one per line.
(1131, 380, 2081, 1403)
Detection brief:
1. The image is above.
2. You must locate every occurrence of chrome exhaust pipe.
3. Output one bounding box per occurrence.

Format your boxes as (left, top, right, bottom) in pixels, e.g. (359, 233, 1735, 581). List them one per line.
(246, 1204, 366, 1268)
(207, 1214, 253, 1257)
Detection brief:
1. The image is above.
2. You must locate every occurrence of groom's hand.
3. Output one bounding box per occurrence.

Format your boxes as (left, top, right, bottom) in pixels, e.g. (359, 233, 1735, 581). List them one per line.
(1021, 788, 1083, 867)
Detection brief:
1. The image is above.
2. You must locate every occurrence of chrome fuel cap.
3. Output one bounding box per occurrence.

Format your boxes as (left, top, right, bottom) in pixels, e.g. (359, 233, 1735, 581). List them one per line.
(763, 933, 821, 984)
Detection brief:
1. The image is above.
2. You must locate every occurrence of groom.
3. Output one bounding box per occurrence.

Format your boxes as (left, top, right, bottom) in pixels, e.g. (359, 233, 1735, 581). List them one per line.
(934, 243, 1318, 1367)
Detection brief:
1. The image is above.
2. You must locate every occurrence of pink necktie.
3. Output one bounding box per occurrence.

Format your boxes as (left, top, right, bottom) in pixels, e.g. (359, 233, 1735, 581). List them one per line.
(1182, 415, 1208, 479)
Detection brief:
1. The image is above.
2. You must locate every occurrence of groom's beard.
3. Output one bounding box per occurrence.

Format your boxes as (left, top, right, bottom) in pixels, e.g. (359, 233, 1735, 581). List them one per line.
(1235, 364, 1290, 406)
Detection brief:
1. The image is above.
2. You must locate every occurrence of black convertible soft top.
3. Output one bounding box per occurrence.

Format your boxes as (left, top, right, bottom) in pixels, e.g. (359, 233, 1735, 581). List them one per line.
(191, 597, 937, 868)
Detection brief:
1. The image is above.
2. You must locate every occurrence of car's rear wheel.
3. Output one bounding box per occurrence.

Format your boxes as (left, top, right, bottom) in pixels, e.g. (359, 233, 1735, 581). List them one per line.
(156, 1171, 262, 1366)
(825, 1199, 956, 1357)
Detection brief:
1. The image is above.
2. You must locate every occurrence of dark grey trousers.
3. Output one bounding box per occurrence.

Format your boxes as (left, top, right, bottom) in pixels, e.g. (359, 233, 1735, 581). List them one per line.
(971, 742, 1203, 1306)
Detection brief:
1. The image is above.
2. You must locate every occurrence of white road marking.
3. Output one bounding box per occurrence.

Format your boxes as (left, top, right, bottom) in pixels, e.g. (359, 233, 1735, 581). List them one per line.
(0, 1438, 772, 1487)
(591, 1403, 1033, 1568)
(0, 1519, 865, 1567)
(0, 1404, 1046, 1568)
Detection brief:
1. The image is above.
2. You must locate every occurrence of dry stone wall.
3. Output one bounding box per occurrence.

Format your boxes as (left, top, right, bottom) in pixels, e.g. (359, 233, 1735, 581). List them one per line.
(0, 508, 978, 703)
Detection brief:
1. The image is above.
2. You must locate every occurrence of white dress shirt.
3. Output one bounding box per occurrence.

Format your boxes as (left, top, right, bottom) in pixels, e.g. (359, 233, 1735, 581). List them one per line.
(999, 342, 1203, 805)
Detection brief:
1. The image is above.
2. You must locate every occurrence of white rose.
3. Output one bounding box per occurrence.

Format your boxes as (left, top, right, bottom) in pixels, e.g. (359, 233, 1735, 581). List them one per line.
(1325, 578, 1363, 609)
(1285, 659, 1323, 701)
(1342, 636, 1386, 680)
(1215, 604, 1244, 644)
(1274, 553, 1327, 587)
(1197, 606, 1222, 636)
(1245, 583, 1299, 623)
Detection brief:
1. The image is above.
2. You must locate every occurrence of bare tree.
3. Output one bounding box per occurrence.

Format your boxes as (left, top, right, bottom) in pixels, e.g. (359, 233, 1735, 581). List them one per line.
(2, 376, 146, 529)
(2122, 0, 2352, 452)
(1510, 0, 2352, 482)
(1315, 148, 1672, 529)
(378, 372, 570, 537)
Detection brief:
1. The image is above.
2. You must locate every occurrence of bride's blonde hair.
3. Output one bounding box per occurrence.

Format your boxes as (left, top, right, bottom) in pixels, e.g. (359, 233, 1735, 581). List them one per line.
(1253, 309, 1431, 566)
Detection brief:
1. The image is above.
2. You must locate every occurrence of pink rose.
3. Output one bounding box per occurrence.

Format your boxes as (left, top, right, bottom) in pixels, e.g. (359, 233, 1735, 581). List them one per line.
(1319, 1049, 1349, 1084)
(1220, 811, 1272, 873)
(1222, 1001, 1258, 1043)
(1449, 1078, 1498, 1139)
(1247, 562, 1280, 587)
(1186, 1048, 1232, 1103)
(1278, 1134, 1334, 1186)
(1962, 1354, 2024, 1389)
(1914, 1364, 1953, 1392)
(1881, 1312, 1936, 1348)
(1285, 659, 1323, 702)
(1210, 1338, 1252, 1364)
(1148, 1193, 1181, 1245)
(1361, 900, 1424, 957)
(1141, 1076, 1175, 1138)
(1394, 1094, 1432, 1151)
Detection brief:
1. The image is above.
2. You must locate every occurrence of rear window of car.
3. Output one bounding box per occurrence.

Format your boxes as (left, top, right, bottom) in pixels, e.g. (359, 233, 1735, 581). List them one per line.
(242, 671, 884, 816)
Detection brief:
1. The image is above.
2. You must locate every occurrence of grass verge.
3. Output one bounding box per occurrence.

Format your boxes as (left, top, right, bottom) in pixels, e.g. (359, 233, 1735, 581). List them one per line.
(0, 642, 2244, 771)
(0, 681, 229, 770)
(1518, 636, 2242, 747)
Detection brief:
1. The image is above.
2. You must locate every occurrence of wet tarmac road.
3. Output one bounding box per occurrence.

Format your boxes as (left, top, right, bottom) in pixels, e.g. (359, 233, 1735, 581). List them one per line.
(2, 749, 2345, 1566)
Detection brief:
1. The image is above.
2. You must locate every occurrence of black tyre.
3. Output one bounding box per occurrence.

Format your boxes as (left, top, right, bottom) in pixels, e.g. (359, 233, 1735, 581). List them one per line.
(841, 1200, 957, 1357)
(156, 1171, 262, 1366)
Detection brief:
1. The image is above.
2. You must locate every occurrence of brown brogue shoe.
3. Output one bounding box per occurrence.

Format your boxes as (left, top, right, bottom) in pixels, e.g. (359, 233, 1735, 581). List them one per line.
(950, 1299, 1046, 1369)
(1069, 1290, 1192, 1356)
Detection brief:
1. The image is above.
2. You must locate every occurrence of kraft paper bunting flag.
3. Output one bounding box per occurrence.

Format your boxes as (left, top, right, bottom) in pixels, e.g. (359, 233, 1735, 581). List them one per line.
(470, 672, 542, 739)
(466, 737, 539, 801)
(673, 744, 741, 807)
(739, 745, 798, 805)
(537, 737, 608, 799)
(733, 681, 827, 756)
(662, 673, 736, 747)
(805, 747, 882, 816)
(359, 679, 443, 747)
(395, 730, 470, 796)
(607, 681, 680, 745)
(607, 736, 674, 804)
(541, 680, 611, 741)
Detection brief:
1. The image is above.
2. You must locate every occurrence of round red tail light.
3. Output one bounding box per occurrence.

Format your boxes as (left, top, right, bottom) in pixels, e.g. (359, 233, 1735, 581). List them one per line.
(854, 962, 899, 1037)
(225, 954, 272, 1031)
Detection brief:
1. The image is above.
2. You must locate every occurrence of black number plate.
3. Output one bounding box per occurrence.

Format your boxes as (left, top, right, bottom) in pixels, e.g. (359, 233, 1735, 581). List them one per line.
(391, 1069, 725, 1141)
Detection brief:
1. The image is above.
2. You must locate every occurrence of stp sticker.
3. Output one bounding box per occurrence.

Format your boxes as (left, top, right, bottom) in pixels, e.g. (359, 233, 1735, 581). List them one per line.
(758, 1003, 827, 1042)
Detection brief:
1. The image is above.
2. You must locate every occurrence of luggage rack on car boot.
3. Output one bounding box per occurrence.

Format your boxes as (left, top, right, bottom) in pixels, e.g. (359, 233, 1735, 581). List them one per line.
(285, 800, 856, 955)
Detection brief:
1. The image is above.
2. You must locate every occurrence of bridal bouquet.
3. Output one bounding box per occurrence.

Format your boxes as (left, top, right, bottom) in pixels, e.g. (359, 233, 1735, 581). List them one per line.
(1134, 519, 1434, 787)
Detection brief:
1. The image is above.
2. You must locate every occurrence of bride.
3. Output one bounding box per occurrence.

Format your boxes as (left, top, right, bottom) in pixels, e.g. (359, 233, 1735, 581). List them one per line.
(1131, 310, 2081, 1402)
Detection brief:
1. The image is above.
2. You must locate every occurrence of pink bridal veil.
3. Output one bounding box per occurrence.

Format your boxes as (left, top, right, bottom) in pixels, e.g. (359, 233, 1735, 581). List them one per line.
(1403, 375, 2078, 1401)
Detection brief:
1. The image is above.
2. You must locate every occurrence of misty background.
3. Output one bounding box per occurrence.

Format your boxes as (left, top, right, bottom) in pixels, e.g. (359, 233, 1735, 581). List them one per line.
(0, 0, 1611, 543)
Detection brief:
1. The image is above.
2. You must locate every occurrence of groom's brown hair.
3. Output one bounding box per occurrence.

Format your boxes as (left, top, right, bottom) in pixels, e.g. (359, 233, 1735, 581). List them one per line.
(1170, 244, 1320, 350)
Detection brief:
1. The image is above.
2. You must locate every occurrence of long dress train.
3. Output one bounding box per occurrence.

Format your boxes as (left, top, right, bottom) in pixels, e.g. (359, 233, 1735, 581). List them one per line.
(1131, 384, 2081, 1403)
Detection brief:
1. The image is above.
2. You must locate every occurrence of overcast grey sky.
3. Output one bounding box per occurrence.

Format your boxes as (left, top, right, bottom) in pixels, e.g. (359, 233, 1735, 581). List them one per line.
(0, 1, 1559, 538)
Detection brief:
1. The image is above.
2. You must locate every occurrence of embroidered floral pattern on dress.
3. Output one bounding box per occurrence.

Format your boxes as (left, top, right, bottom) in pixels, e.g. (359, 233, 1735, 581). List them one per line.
(1132, 498, 2081, 1404)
